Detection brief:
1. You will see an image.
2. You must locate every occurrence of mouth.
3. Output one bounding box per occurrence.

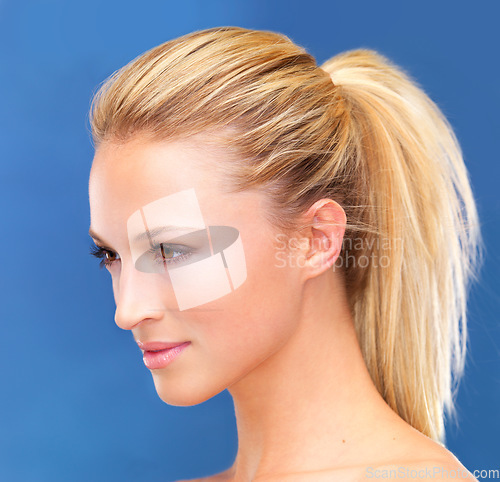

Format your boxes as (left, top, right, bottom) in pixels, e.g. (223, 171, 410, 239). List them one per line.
(137, 340, 189, 351)
(138, 341, 191, 370)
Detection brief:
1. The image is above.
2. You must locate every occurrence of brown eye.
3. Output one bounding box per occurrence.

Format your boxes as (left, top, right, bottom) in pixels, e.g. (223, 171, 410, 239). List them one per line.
(90, 245, 121, 270)
(105, 251, 118, 263)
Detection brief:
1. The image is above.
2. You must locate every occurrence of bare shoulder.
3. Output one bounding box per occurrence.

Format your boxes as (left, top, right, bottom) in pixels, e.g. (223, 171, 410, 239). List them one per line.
(175, 433, 475, 482)
(367, 427, 477, 480)
(317, 430, 477, 481)
(176, 458, 476, 482)
(250, 459, 475, 482)
(350, 415, 475, 478)
(362, 434, 475, 480)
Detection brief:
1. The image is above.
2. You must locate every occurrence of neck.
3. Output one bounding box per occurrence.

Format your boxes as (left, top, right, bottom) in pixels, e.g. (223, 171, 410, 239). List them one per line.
(226, 269, 397, 480)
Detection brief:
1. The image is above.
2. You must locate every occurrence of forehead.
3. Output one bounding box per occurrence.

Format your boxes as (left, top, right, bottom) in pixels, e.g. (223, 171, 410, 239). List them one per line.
(88, 136, 268, 248)
(89, 137, 225, 214)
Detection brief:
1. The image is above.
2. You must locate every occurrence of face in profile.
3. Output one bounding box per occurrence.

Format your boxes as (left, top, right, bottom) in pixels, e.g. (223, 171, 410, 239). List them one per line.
(88, 136, 305, 406)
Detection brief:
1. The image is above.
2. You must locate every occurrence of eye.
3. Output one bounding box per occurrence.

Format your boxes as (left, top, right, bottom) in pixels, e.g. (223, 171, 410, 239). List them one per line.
(89, 244, 120, 269)
(161, 244, 178, 260)
(153, 242, 193, 265)
(104, 250, 119, 263)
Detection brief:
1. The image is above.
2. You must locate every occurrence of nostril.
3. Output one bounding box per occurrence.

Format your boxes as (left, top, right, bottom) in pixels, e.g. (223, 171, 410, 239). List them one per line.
(114, 303, 167, 331)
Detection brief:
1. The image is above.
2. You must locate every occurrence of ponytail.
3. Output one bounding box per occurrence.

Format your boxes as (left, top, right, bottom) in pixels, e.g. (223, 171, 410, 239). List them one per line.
(321, 50, 483, 442)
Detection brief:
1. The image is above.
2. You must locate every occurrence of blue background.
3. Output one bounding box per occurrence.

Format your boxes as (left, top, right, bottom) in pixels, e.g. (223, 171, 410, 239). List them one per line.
(0, 1, 498, 480)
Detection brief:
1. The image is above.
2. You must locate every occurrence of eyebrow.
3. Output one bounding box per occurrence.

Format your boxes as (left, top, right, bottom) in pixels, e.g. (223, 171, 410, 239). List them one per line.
(88, 227, 109, 246)
(132, 225, 200, 243)
(88, 225, 202, 245)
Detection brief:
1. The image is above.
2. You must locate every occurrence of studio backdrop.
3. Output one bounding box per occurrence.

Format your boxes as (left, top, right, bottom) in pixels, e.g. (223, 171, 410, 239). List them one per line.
(0, 0, 498, 481)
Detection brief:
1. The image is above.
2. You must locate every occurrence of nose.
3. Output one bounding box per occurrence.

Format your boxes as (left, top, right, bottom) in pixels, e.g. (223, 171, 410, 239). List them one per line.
(113, 264, 171, 330)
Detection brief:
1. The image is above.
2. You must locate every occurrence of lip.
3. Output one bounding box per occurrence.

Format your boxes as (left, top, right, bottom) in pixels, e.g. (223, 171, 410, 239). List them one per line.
(137, 340, 189, 351)
(138, 341, 191, 370)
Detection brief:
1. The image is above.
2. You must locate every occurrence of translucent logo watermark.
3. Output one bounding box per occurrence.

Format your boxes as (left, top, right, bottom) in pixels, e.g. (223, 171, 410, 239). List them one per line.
(126, 188, 247, 311)
(274, 233, 403, 269)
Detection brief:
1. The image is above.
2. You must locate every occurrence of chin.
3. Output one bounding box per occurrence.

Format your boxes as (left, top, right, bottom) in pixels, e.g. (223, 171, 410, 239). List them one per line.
(151, 373, 225, 407)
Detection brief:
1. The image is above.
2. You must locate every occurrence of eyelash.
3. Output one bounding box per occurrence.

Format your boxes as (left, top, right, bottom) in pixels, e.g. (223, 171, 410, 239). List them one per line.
(89, 243, 193, 269)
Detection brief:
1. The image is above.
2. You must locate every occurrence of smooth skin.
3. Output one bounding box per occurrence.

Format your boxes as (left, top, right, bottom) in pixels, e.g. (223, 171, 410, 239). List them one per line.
(88, 134, 475, 481)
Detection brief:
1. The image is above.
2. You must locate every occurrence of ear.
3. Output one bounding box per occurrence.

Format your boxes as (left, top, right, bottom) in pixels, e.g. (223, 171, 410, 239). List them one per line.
(300, 199, 346, 279)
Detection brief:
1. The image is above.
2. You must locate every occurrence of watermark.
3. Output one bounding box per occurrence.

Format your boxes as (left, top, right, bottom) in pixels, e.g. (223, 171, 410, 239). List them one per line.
(125, 188, 247, 311)
(274, 233, 403, 269)
(473, 469, 500, 480)
(365, 465, 499, 479)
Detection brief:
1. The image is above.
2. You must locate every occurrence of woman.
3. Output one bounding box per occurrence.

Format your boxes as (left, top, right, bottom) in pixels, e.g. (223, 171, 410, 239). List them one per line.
(88, 27, 482, 481)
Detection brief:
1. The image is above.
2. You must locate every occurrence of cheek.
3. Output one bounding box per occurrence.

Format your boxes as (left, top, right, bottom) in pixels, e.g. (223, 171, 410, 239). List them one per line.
(190, 247, 301, 374)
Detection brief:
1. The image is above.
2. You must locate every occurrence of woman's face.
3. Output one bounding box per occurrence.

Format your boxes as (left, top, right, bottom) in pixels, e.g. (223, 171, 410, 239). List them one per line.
(88, 135, 304, 406)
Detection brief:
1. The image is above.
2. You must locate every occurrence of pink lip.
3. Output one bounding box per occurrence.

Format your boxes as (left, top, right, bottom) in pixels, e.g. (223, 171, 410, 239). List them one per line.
(138, 341, 191, 370)
(137, 340, 189, 351)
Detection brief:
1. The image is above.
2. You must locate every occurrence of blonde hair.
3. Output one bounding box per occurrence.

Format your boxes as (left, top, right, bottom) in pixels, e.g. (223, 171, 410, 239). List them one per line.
(89, 27, 483, 443)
